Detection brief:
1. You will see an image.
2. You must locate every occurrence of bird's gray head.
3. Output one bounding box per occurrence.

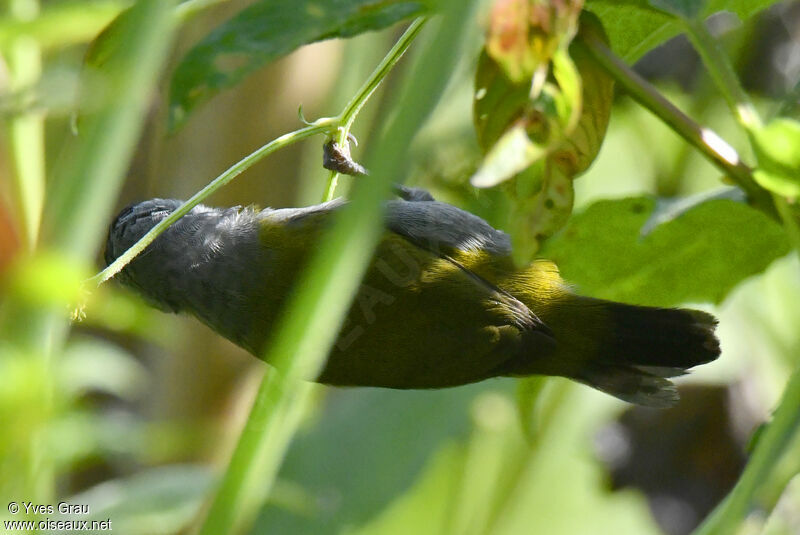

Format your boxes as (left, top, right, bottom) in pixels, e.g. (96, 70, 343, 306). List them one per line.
(104, 199, 184, 267)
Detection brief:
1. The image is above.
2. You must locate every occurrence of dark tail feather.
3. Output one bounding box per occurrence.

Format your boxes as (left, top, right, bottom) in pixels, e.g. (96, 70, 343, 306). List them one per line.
(575, 302, 720, 408)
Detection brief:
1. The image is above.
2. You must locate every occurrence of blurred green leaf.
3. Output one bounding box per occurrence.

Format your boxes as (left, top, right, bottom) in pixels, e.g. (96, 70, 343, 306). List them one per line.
(1, 251, 88, 309)
(473, 50, 530, 154)
(168, 0, 428, 131)
(60, 336, 148, 400)
(61, 465, 214, 535)
(0, 0, 126, 51)
(751, 118, 800, 199)
(585, 0, 784, 62)
(0, 347, 52, 498)
(542, 197, 790, 306)
(346, 442, 465, 535)
(353, 385, 660, 535)
(254, 383, 509, 533)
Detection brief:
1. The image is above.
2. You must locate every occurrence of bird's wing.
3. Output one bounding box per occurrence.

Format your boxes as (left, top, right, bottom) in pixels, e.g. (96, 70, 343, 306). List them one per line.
(259, 190, 548, 336)
(262, 188, 511, 257)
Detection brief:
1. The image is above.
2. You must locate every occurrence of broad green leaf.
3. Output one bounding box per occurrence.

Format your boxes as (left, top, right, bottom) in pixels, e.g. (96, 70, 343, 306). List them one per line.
(168, 0, 428, 130)
(640, 187, 745, 235)
(253, 383, 509, 534)
(353, 384, 660, 535)
(751, 117, 800, 198)
(648, 0, 706, 19)
(542, 197, 790, 306)
(585, 0, 783, 62)
(551, 15, 613, 176)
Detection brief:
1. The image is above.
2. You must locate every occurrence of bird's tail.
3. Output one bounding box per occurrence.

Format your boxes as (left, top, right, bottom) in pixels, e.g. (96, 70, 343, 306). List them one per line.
(573, 301, 720, 407)
(509, 296, 721, 407)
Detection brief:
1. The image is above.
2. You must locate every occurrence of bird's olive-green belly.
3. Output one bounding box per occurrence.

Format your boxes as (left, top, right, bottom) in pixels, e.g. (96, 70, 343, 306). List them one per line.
(315, 235, 523, 388)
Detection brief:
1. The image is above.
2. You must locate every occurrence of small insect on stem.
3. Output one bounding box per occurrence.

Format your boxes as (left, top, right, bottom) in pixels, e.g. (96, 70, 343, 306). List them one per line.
(323, 136, 368, 176)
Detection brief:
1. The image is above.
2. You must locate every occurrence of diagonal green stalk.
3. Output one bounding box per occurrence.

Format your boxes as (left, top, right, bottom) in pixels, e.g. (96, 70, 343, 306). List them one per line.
(681, 15, 800, 253)
(195, 4, 474, 533)
(577, 32, 774, 215)
(322, 17, 427, 202)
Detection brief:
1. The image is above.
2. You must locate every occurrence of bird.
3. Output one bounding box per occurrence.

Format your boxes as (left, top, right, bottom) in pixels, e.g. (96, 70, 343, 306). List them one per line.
(104, 186, 720, 407)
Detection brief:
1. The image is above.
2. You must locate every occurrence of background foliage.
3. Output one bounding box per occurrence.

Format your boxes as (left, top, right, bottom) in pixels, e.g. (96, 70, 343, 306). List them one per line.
(1, 0, 799, 534)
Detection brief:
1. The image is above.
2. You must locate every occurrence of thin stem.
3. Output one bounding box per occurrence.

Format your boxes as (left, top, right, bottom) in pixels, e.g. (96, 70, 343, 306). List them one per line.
(338, 17, 426, 133)
(322, 17, 427, 201)
(578, 33, 773, 213)
(322, 169, 340, 201)
(89, 121, 332, 286)
(682, 17, 761, 130)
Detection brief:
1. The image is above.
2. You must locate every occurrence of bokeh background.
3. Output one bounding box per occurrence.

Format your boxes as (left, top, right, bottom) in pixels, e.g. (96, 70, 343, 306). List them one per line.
(2, 1, 800, 534)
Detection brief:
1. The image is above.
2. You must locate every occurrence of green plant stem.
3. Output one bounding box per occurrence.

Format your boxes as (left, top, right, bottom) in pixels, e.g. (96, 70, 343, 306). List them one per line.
(322, 17, 427, 202)
(196, 3, 471, 532)
(89, 121, 332, 286)
(694, 367, 800, 535)
(682, 17, 761, 130)
(4, 0, 44, 251)
(578, 33, 772, 213)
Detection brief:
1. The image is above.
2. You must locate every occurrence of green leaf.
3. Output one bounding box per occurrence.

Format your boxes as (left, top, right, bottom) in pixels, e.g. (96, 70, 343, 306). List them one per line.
(0, 0, 126, 51)
(60, 336, 148, 400)
(639, 187, 745, 235)
(542, 197, 790, 306)
(254, 383, 508, 534)
(168, 0, 428, 130)
(647, 0, 706, 19)
(63, 465, 214, 535)
(471, 124, 547, 188)
(508, 164, 575, 264)
(585, 0, 783, 62)
(751, 117, 800, 198)
(472, 50, 532, 152)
